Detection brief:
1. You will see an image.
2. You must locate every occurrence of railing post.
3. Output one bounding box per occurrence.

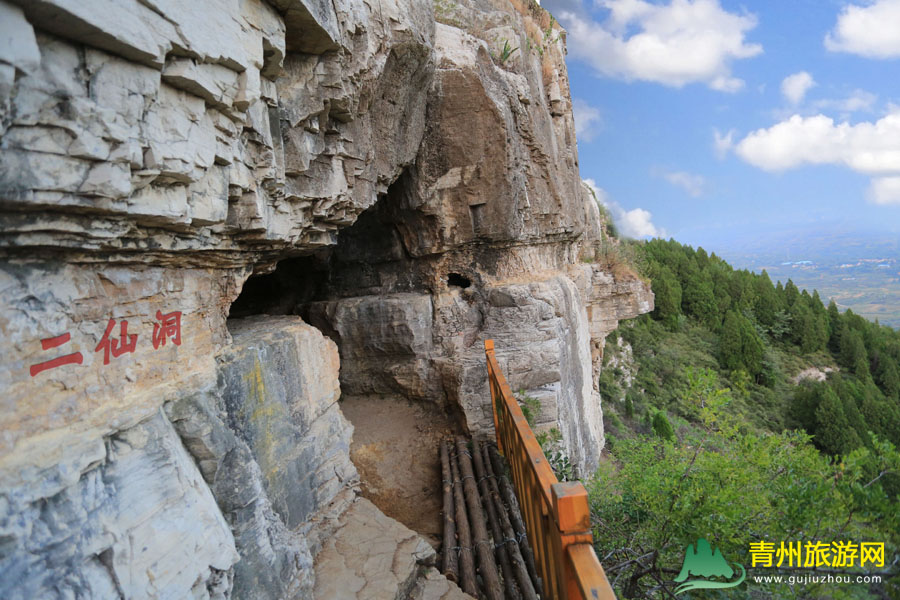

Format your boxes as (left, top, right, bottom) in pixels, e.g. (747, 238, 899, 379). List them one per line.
(567, 545, 617, 600)
(552, 482, 594, 600)
(484, 339, 503, 454)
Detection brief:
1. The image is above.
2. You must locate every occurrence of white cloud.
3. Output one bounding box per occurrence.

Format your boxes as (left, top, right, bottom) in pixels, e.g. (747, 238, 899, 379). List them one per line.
(868, 177, 900, 204)
(826, 0, 900, 58)
(558, 0, 762, 91)
(813, 89, 878, 113)
(713, 128, 736, 158)
(781, 71, 815, 105)
(572, 98, 603, 142)
(732, 110, 900, 204)
(583, 178, 666, 238)
(619, 207, 666, 237)
(734, 111, 900, 174)
(660, 170, 706, 196)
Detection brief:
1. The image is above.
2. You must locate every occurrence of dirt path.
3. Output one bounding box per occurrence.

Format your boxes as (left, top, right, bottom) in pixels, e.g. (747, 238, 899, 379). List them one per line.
(340, 395, 462, 546)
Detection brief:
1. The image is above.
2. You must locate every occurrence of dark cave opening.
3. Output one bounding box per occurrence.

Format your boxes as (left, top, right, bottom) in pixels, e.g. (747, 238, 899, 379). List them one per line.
(228, 171, 420, 319)
(447, 272, 471, 288)
(227, 254, 329, 319)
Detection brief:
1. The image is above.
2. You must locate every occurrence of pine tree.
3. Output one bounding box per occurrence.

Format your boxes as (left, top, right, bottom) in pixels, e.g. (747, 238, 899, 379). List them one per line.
(784, 279, 800, 307)
(790, 383, 824, 433)
(753, 270, 779, 328)
(790, 301, 813, 350)
(651, 265, 682, 325)
(814, 387, 862, 455)
(624, 393, 635, 418)
(682, 272, 718, 327)
(652, 411, 675, 441)
(810, 311, 829, 353)
(827, 299, 841, 350)
(790, 301, 827, 354)
(876, 358, 900, 399)
(841, 390, 871, 449)
(719, 310, 744, 372)
(840, 329, 870, 378)
(741, 316, 765, 377)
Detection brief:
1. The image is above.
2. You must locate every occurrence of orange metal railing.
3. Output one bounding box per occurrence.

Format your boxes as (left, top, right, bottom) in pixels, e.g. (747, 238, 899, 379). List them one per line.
(485, 339, 617, 600)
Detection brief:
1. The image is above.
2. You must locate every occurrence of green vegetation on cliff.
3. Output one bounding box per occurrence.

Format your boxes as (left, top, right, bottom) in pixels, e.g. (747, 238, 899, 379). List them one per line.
(589, 239, 900, 599)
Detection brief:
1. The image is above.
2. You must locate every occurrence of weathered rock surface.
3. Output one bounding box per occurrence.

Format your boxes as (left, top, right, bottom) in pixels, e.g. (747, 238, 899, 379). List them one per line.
(0, 0, 433, 260)
(410, 567, 475, 600)
(313, 497, 436, 599)
(0, 410, 239, 600)
(0, 0, 652, 597)
(167, 316, 358, 599)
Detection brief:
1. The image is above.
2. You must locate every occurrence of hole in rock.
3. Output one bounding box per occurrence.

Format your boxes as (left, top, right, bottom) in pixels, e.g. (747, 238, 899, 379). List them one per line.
(228, 255, 327, 318)
(226, 176, 466, 545)
(447, 272, 471, 288)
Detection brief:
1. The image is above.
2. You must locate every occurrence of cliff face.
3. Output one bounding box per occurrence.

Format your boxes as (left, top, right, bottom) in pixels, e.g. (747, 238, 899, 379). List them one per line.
(0, 0, 652, 597)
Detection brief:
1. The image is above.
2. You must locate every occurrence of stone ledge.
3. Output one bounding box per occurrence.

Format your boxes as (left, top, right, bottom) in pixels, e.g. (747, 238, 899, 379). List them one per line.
(313, 497, 437, 600)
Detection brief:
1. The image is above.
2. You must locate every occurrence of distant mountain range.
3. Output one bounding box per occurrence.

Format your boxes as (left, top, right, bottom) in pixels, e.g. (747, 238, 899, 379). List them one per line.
(708, 227, 900, 329)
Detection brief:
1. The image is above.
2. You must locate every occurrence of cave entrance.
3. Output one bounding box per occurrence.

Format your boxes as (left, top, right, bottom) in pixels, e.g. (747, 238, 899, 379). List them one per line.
(227, 176, 464, 545)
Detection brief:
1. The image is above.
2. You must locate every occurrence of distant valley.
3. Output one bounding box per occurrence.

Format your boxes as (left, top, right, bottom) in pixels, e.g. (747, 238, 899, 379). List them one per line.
(710, 228, 900, 329)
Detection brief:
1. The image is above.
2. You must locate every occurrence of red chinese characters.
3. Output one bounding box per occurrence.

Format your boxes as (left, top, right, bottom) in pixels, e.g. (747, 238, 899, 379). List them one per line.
(94, 318, 138, 365)
(28, 309, 184, 377)
(152, 310, 182, 349)
(29, 333, 84, 377)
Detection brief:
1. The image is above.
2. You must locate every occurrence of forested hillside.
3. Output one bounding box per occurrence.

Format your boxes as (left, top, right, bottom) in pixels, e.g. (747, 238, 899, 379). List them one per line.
(586, 239, 900, 599)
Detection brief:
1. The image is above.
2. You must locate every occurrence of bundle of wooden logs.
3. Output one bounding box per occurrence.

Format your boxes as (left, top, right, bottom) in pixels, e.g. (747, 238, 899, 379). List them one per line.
(440, 437, 543, 600)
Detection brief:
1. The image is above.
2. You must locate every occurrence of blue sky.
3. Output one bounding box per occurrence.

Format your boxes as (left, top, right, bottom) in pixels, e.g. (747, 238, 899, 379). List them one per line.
(542, 0, 900, 251)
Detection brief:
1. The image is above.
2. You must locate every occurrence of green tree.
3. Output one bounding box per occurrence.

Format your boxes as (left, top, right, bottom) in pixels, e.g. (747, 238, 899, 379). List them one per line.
(814, 387, 862, 455)
(741, 316, 765, 377)
(652, 410, 675, 441)
(876, 358, 900, 399)
(789, 382, 824, 434)
(719, 310, 744, 372)
(624, 393, 635, 418)
(783, 279, 800, 307)
(790, 301, 828, 353)
(827, 299, 842, 351)
(719, 310, 764, 376)
(681, 271, 718, 327)
(753, 269, 780, 328)
(840, 328, 870, 378)
(651, 264, 682, 326)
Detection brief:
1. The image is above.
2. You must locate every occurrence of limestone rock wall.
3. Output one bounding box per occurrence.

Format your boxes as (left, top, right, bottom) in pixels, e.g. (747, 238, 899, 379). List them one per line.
(1, 409, 239, 599)
(0, 0, 432, 259)
(0, 0, 652, 596)
(169, 316, 357, 599)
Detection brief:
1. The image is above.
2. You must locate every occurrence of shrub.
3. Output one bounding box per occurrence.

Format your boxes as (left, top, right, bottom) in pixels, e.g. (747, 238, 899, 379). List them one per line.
(516, 389, 541, 427)
(597, 369, 622, 402)
(651, 410, 675, 441)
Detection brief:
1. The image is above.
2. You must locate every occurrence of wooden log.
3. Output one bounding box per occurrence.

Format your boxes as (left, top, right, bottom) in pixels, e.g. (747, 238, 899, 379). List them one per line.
(456, 437, 504, 600)
(482, 443, 539, 600)
(488, 444, 542, 596)
(472, 441, 520, 600)
(451, 446, 478, 597)
(440, 441, 459, 582)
